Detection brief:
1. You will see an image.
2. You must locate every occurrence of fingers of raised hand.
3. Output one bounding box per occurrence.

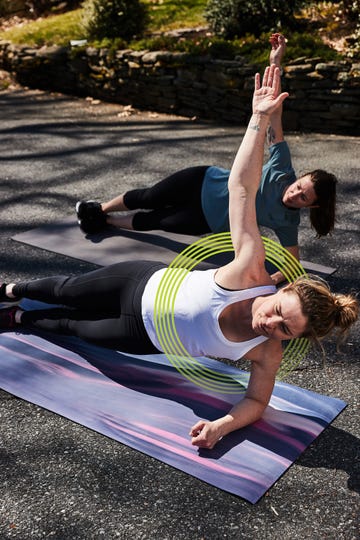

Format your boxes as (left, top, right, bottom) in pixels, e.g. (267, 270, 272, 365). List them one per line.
(262, 65, 271, 88)
(272, 66, 280, 94)
(262, 64, 279, 91)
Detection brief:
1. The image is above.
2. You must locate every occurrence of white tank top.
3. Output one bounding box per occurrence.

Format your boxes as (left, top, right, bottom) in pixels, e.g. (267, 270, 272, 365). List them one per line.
(141, 268, 276, 361)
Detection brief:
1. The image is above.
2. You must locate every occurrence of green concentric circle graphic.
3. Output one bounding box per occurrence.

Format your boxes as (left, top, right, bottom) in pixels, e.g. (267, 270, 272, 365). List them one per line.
(154, 233, 310, 393)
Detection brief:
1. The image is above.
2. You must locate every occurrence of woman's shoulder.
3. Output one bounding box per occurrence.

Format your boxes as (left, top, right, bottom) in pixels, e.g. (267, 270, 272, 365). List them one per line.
(216, 258, 273, 289)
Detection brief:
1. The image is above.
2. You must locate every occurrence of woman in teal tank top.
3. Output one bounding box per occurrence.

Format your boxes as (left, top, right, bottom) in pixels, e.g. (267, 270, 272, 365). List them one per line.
(76, 34, 337, 284)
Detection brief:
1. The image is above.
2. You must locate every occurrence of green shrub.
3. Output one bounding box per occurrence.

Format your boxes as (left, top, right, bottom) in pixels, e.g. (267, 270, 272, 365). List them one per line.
(341, 0, 360, 21)
(205, 0, 310, 39)
(340, 0, 360, 58)
(82, 0, 148, 41)
(348, 27, 360, 58)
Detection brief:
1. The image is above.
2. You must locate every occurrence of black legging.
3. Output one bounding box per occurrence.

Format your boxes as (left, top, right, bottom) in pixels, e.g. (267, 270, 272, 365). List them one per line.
(13, 261, 165, 354)
(123, 166, 212, 235)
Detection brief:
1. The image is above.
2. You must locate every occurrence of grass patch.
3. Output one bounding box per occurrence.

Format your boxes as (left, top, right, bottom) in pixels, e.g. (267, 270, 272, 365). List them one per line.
(0, 9, 84, 46)
(143, 0, 207, 32)
(0, 1, 207, 46)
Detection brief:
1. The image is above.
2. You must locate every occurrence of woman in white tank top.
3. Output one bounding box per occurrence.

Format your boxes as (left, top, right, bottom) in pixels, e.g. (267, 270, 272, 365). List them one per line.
(179, 65, 356, 449)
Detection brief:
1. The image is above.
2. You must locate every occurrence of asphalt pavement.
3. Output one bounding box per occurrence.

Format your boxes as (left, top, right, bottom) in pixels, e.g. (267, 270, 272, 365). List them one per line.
(0, 87, 359, 540)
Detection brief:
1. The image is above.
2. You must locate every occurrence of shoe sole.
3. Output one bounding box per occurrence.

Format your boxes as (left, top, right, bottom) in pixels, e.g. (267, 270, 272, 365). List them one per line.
(75, 201, 83, 219)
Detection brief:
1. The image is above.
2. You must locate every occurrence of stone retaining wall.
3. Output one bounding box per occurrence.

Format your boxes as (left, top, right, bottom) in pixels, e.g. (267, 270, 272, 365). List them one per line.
(0, 40, 359, 134)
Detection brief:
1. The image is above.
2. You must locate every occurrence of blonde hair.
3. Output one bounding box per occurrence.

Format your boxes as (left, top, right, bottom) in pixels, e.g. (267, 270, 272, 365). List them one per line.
(285, 275, 359, 345)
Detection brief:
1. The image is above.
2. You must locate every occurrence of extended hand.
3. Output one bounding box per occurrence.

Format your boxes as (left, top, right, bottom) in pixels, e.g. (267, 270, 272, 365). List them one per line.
(252, 64, 288, 116)
(269, 33, 286, 67)
(189, 419, 223, 449)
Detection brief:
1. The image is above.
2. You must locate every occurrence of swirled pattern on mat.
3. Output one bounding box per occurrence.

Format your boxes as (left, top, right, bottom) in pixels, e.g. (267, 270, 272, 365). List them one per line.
(0, 303, 345, 503)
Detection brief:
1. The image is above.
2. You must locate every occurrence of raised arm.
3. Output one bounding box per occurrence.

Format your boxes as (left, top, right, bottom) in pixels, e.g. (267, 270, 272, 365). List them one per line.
(266, 34, 303, 285)
(267, 33, 286, 146)
(216, 65, 289, 290)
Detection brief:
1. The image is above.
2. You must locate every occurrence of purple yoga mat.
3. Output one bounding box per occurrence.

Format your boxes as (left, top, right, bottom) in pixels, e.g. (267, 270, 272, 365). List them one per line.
(0, 303, 345, 503)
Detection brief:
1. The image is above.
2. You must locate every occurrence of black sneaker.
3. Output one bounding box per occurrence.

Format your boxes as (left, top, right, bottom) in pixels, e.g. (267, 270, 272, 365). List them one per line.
(75, 201, 107, 234)
(0, 306, 18, 329)
(76, 200, 102, 220)
(0, 283, 20, 305)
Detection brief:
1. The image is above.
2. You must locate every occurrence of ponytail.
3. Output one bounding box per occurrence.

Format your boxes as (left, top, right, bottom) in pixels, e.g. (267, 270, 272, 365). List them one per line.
(308, 170, 337, 237)
(285, 275, 359, 345)
(333, 293, 359, 340)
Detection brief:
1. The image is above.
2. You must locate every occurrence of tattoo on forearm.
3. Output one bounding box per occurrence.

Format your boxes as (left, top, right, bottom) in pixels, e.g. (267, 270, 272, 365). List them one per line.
(249, 123, 260, 132)
(267, 126, 276, 145)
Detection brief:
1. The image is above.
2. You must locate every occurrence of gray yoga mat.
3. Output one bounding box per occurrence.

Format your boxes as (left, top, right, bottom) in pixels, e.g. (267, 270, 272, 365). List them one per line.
(12, 216, 338, 275)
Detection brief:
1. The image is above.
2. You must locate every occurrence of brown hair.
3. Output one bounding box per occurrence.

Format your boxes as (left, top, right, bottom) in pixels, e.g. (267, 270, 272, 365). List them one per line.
(285, 274, 359, 345)
(305, 170, 337, 237)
